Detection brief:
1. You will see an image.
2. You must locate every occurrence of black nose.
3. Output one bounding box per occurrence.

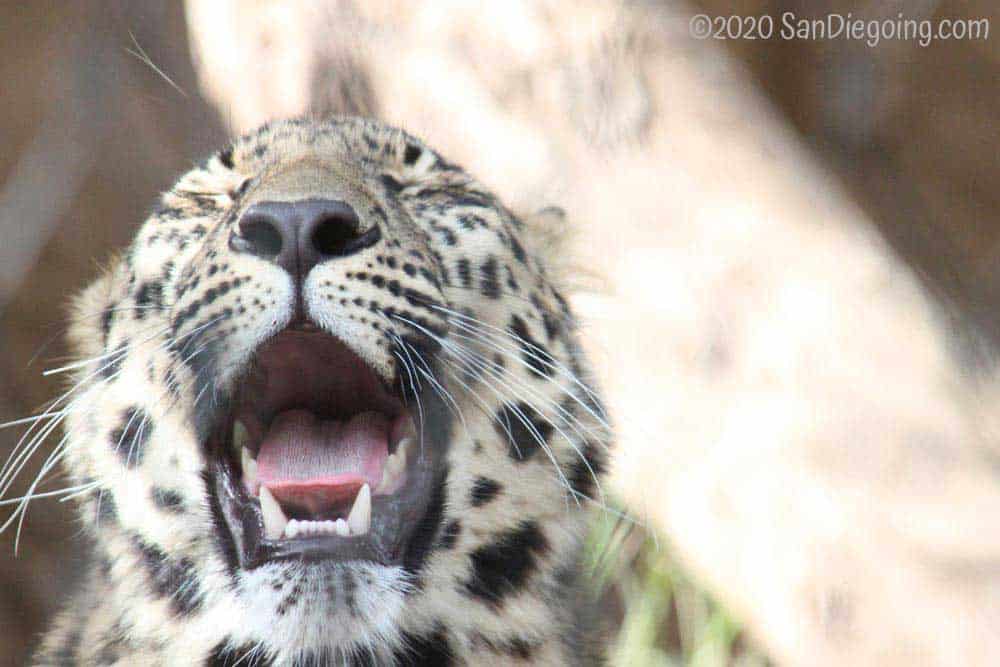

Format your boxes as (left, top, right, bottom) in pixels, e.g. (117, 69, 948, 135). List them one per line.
(230, 199, 379, 278)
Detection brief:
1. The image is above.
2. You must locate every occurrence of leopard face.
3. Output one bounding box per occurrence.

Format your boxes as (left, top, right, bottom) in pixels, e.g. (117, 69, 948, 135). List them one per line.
(27, 117, 610, 665)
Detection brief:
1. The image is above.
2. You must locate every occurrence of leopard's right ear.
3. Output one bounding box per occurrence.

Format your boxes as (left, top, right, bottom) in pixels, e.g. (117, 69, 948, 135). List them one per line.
(68, 253, 126, 362)
(521, 205, 605, 296)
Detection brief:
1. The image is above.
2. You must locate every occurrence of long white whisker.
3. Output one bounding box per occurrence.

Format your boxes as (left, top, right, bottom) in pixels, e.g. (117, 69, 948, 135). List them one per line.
(390, 342, 426, 455)
(442, 333, 608, 446)
(42, 319, 174, 376)
(1, 315, 225, 540)
(0, 480, 99, 507)
(390, 314, 580, 503)
(436, 335, 606, 507)
(428, 302, 609, 425)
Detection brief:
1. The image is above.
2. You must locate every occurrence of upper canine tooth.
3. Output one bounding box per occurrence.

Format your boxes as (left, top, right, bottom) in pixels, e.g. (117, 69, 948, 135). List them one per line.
(347, 483, 371, 535)
(396, 437, 411, 465)
(259, 486, 288, 540)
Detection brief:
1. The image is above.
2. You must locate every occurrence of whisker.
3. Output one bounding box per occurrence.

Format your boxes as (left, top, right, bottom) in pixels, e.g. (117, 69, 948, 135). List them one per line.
(126, 30, 189, 98)
(390, 340, 426, 455)
(390, 313, 582, 503)
(42, 319, 174, 376)
(0, 480, 99, 507)
(435, 335, 607, 506)
(1, 315, 224, 538)
(429, 302, 606, 410)
(389, 310, 616, 513)
(27, 304, 167, 368)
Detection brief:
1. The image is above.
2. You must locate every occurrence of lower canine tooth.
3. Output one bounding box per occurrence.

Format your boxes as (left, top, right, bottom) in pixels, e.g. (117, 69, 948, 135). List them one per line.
(233, 420, 249, 450)
(259, 486, 288, 540)
(347, 484, 371, 535)
(397, 437, 411, 464)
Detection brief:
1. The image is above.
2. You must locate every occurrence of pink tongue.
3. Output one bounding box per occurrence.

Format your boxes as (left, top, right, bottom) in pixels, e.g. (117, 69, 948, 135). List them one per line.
(257, 410, 389, 515)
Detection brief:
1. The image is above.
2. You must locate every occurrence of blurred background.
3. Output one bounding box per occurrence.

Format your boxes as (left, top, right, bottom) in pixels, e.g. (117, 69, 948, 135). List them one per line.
(2, 1, 999, 665)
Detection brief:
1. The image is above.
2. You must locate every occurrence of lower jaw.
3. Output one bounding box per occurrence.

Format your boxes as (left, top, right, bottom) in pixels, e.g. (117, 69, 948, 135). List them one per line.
(208, 451, 447, 572)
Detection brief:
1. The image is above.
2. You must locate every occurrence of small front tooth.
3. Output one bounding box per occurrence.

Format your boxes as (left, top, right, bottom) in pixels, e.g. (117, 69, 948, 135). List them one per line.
(284, 519, 299, 539)
(259, 486, 288, 540)
(347, 484, 371, 535)
(335, 518, 350, 536)
(233, 420, 249, 450)
(241, 447, 259, 496)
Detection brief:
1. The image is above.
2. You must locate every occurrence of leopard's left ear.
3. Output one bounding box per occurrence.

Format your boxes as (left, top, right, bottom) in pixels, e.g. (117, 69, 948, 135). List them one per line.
(68, 254, 125, 362)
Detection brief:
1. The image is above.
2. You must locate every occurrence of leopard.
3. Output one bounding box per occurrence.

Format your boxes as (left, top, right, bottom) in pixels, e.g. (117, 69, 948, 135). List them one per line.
(20, 117, 611, 665)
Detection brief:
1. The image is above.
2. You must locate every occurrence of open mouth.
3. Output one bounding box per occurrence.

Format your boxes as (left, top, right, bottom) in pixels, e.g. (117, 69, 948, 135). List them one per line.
(207, 326, 444, 569)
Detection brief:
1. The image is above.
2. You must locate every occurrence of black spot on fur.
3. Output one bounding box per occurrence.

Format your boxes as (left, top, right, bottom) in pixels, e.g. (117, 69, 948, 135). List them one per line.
(469, 477, 502, 507)
(473, 633, 538, 660)
(504, 265, 520, 292)
(438, 227, 458, 246)
(95, 492, 117, 526)
(101, 340, 129, 380)
(164, 366, 181, 398)
(439, 519, 461, 549)
(479, 257, 501, 298)
(503, 638, 535, 660)
(152, 487, 185, 513)
(381, 174, 404, 193)
(509, 314, 555, 378)
(218, 148, 234, 169)
(133, 536, 204, 616)
(101, 302, 116, 343)
(509, 233, 527, 264)
(343, 569, 357, 617)
(456, 258, 472, 288)
(403, 143, 422, 165)
(109, 406, 152, 467)
(464, 521, 549, 607)
(135, 280, 164, 318)
(205, 641, 272, 666)
(566, 440, 609, 501)
(494, 402, 554, 462)
(276, 580, 304, 617)
(394, 628, 453, 666)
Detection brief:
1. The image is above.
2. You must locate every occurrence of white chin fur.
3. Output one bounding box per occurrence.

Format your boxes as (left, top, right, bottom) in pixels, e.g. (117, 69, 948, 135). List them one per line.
(227, 561, 411, 661)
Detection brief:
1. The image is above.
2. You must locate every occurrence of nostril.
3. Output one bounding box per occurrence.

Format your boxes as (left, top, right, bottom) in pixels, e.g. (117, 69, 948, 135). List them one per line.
(311, 214, 361, 257)
(239, 216, 284, 258)
(231, 200, 377, 275)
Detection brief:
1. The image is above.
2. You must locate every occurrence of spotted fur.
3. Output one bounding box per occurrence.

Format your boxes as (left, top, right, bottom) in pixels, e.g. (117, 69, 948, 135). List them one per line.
(21, 118, 611, 665)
